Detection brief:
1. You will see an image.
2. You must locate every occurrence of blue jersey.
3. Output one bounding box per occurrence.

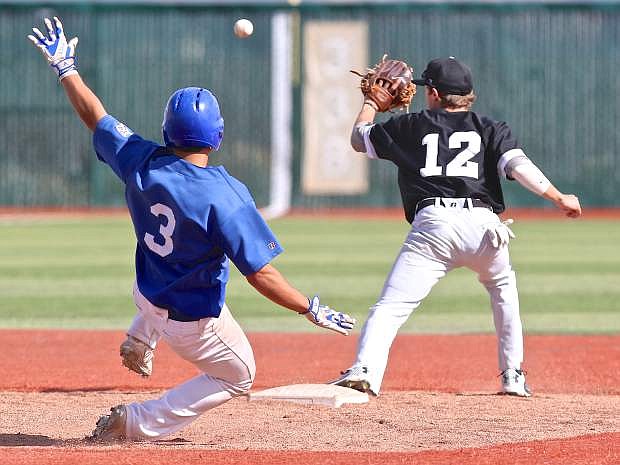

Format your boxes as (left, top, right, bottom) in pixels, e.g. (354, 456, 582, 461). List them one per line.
(93, 115, 283, 320)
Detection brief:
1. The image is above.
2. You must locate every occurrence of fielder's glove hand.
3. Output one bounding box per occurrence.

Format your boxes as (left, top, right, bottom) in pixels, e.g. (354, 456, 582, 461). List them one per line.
(483, 218, 516, 248)
(301, 296, 355, 336)
(352, 54, 416, 112)
(28, 16, 78, 81)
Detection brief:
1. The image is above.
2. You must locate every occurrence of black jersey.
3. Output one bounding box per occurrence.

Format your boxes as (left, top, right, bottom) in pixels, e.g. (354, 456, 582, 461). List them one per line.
(369, 109, 522, 222)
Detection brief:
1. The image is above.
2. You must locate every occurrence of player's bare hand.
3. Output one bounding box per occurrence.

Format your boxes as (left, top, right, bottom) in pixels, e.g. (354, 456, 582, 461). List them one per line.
(301, 296, 355, 336)
(28, 16, 78, 80)
(556, 194, 582, 218)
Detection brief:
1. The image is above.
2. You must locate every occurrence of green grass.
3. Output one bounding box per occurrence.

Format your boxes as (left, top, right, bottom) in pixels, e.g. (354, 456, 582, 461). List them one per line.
(0, 216, 618, 334)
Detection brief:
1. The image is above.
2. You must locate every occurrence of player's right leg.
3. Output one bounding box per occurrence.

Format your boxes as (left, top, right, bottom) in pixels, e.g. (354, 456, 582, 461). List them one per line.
(331, 213, 453, 395)
(469, 234, 531, 397)
(122, 303, 255, 440)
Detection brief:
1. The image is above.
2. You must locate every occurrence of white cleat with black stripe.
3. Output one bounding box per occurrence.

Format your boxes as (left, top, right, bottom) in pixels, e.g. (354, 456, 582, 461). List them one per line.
(501, 368, 532, 397)
(328, 366, 377, 396)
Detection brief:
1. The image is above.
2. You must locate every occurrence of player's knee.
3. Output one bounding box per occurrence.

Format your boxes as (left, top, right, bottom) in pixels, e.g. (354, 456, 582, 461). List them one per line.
(226, 362, 256, 396)
(225, 373, 254, 396)
(240, 363, 256, 393)
(236, 377, 253, 395)
(370, 300, 419, 320)
(479, 269, 516, 288)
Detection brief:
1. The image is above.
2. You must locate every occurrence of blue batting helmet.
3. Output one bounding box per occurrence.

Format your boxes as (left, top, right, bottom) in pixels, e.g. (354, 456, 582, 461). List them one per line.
(162, 87, 224, 150)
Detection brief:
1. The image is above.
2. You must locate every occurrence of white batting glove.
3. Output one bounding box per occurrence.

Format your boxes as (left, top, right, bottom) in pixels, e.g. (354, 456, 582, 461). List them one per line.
(484, 219, 516, 248)
(28, 17, 78, 81)
(301, 296, 355, 336)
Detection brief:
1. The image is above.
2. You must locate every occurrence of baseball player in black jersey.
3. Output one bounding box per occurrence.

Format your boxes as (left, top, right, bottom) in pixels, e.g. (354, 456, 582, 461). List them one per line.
(330, 57, 582, 397)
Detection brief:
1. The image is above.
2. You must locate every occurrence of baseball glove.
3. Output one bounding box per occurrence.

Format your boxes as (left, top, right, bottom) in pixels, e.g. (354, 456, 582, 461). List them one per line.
(352, 54, 416, 112)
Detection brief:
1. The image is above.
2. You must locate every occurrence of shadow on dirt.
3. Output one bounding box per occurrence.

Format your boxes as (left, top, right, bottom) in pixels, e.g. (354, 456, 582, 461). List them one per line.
(153, 437, 193, 445)
(39, 387, 128, 393)
(0, 434, 92, 447)
(0, 433, 62, 446)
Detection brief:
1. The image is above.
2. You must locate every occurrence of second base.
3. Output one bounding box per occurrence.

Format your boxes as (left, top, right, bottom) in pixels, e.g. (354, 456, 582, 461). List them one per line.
(248, 383, 369, 408)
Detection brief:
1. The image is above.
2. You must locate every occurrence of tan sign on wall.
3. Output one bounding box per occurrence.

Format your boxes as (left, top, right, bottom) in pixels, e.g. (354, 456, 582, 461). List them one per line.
(302, 21, 369, 195)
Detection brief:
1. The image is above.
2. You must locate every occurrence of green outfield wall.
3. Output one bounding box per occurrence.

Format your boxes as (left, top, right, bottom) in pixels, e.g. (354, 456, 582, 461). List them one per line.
(1, 2, 619, 208)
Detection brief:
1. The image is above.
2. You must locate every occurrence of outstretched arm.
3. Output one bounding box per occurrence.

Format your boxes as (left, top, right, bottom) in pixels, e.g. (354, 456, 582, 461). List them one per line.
(28, 17, 107, 131)
(350, 64, 410, 152)
(246, 264, 355, 335)
(61, 75, 107, 131)
(509, 162, 582, 218)
(246, 263, 309, 313)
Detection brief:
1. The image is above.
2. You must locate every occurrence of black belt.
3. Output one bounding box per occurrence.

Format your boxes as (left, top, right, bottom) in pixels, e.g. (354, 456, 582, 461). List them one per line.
(168, 308, 201, 322)
(415, 198, 493, 216)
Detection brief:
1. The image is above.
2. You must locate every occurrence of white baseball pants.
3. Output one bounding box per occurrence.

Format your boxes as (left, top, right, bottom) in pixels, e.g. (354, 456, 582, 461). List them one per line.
(355, 201, 524, 395)
(124, 286, 255, 440)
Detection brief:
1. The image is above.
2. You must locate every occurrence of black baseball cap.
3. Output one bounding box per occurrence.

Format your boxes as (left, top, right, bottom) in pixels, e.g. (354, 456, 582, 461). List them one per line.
(413, 57, 473, 96)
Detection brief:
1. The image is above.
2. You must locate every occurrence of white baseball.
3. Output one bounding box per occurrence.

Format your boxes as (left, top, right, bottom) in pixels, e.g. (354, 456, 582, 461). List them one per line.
(234, 19, 253, 38)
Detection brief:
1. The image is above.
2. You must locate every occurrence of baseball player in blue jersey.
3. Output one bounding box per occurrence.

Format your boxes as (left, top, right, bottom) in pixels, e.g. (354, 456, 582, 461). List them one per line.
(29, 17, 355, 441)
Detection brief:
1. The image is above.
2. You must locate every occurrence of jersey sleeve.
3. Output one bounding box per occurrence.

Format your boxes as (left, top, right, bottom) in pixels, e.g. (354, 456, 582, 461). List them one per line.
(217, 203, 284, 276)
(490, 121, 527, 179)
(93, 115, 160, 182)
(368, 114, 416, 163)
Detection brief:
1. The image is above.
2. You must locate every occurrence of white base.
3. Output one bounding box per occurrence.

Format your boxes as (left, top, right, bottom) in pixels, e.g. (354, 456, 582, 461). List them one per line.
(247, 383, 369, 408)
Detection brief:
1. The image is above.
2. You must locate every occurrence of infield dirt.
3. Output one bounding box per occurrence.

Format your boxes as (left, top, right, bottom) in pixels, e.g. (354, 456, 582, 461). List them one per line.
(0, 331, 618, 464)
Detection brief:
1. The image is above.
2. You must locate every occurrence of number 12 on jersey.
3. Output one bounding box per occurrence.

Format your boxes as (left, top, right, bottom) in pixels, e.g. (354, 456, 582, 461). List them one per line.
(420, 131, 481, 179)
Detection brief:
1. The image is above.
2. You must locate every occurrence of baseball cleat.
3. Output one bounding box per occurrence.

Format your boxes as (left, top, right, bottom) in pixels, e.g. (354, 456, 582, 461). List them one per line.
(120, 335, 153, 377)
(328, 366, 377, 396)
(89, 405, 128, 442)
(500, 368, 532, 397)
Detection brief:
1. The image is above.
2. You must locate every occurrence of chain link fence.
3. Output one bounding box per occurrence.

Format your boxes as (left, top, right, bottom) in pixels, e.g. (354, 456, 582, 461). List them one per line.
(2, 3, 618, 208)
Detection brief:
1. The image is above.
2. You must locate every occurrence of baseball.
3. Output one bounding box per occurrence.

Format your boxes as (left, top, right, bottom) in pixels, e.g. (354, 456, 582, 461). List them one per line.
(234, 19, 253, 38)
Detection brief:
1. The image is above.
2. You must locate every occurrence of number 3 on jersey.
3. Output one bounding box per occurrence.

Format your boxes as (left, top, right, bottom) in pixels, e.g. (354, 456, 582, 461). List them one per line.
(420, 131, 481, 178)
(144, 203, 176, 257)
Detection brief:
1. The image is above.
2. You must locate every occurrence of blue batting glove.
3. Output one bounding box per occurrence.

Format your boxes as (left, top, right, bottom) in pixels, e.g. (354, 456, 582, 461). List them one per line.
(28, 16, 78, 81)
(301, 296, 355, 336)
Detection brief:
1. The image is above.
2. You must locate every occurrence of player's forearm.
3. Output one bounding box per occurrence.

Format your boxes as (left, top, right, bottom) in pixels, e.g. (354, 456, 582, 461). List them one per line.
(61, 74, 107, 132)
(29, 18, 105, 131)
(510, 162, 551, 197)
(350, 102, 377, 152)
(246, 264, 309, 313)
(541, 184, 563, 203)
(355, 101, 377, 126)
(511, 163, 581, 217)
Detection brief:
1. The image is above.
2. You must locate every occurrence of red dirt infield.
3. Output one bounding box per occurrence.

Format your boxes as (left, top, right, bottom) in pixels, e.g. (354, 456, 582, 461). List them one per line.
(0, 330, 618, 464)
(0, 433, 618, 465)
(1, 331, 619, 395)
